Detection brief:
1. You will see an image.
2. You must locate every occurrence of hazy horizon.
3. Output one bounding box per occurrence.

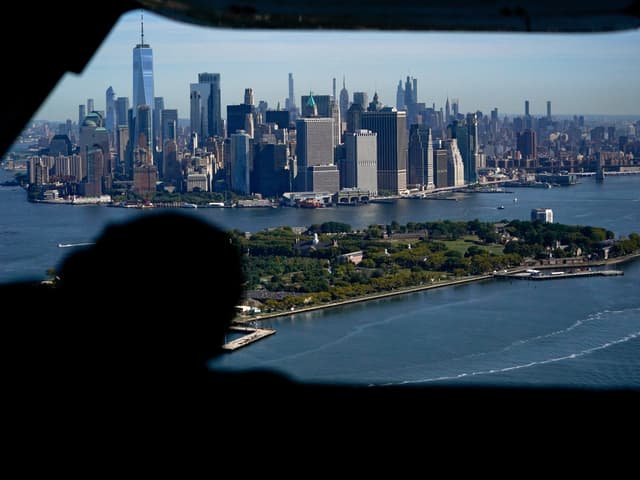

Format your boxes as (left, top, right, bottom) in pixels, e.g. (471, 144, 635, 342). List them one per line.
(34, 10, 640, 123)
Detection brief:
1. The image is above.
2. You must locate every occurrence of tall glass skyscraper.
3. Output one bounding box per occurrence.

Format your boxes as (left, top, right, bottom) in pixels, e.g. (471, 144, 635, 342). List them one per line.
(132, 14, 154, 163)
(132, 15, 154, 120)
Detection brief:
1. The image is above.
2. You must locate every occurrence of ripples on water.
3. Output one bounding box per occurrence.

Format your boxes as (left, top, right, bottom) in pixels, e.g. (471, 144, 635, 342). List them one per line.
(2, 170, 639, 387)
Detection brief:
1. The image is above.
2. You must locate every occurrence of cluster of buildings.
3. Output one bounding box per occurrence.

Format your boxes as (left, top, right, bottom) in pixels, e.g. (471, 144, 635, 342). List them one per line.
(22, 20, 640, 204)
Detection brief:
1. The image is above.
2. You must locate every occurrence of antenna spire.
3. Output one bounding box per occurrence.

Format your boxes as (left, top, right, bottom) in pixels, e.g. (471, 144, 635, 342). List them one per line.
(140, 10, 144, 45)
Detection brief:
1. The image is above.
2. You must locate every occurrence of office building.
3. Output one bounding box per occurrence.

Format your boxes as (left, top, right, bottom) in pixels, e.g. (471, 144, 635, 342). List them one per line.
(227, 104, 253, 137)
(353, 92, 368, 109)
(433, 147, 448, 188)
(339, 78, 350, 122)
(306, 164, 340, 194)
(134, 104, 153, 164)
(153, 97, 164, 149)
(78, 104, 86, 129)
(190, 72, 222, 139)
(446, 139, 465, 187)
(115, 97, 129, 127)
(407, 125, 434, 189)
(265, 110, 289, 130)
(343, 130, 377, 195)
(295, 117, 335, 191)
(105, 87, 116, 133)
(517, 129, 537, 164)
(231, 131, 252, 195)
(132, 16, 154, 119)
(361, 107, 407, 193)
(546, 101, 551, 119)
(87, 98, 94, 114)
(252, 143, 290, 197)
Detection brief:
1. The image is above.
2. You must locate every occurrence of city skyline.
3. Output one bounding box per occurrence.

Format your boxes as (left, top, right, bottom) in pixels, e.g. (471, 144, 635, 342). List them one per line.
(34, 10, 640, 122)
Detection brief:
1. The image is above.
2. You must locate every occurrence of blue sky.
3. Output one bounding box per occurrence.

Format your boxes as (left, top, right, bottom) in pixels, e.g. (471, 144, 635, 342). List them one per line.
(35, 9, 640, 122)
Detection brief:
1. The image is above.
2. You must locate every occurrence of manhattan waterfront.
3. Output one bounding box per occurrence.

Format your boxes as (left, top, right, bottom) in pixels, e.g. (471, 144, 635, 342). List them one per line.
(1, 168, 638, 387)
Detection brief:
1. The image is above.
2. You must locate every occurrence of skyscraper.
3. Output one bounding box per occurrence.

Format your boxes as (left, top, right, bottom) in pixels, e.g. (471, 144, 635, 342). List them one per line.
(396, 80, 405, 110)
(115, 97, 129, 127)
(525, 100, 530, 117)
(244, 88, 254, 107)
(295, 117, 335, 190)
(231, 131, 252, 195)
(446, 139, 465, 187)
(153, 97, 164, 150)
(161, 109, 178, 144)
(134, 104, 153, 164)
(105, 87, 116, 133)
(517, 129, 537, 164)
(547, 101, 552, 119)
(353, 92, 368, 109)
(343, 130, 377, 195)
(339, 78, 350, 125)
(87, 98, 95, 114)
(407, 124, 434, 189)
(361, 107, 407, 194)
(286, 73, 295, 110)
(78, 104, 86, 128)
(190, 73, 222, 138)
(132, 14, 154, 118)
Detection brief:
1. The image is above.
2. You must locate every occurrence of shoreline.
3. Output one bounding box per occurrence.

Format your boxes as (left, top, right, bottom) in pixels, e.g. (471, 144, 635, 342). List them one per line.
(235, 251, 640, 324)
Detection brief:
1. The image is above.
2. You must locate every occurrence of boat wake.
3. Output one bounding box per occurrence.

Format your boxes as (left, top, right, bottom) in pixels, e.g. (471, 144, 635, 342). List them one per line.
(381, 330, 640, 386)
(57, 242, 94, 248)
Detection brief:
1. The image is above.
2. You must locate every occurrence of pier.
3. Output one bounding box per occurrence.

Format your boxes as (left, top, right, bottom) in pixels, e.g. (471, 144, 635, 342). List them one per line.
(222, 325, 276, 352)
(496, 269, 624, 280)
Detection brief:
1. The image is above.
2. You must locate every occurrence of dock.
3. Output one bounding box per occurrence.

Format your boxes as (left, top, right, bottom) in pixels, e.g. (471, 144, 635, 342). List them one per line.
(496, 269, 624, 281)
(222, 326, 276, 352)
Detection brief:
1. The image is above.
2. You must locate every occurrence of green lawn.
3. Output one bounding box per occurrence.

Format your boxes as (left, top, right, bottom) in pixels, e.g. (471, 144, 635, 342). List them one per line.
(442, 235, 504, 256)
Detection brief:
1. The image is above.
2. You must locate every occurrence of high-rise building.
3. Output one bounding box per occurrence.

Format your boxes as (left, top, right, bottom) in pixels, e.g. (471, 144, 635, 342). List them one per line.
(306, 164, 339, 194)
(115, 97, 129, 127)
(265, 110, 289, 129)
(49, 135, 72, 157)
(339, 78, 350, 124)
(132, 14, 154, 119)
(87, 98, 95, 114)
(446, 139, 465, 187)
(231, 131, 252, 195)
(404, 76, 417, 107)
(227, 104, 253, 137)
(353, 92, 368, 109)
(517, 129, 537, 163)
(343, 130, 377, 195)
(153, 97, 164, 150)
(105, 87, 116, 133)
(451, 98, 459, 118)
(161, 109, 178, 144)
(525, 100, 530, 117)
(78, 104, 86, 128)
(301, 94, 331, 117)
(361, 107, 407, 194)
(445, 97, 450, 124)
(295, 117, 335, 190)
(252, 143, 290, 197)
(190, 72, 221, 138)
(396, 80, 405, 110)
(332, 78, 337, 101)
(346, 103, 364, 133)
(433, 147, 448, 188)
(286, 73, 296, 110)
(244, 88, 254, 107)
(134, 104, 153, 164)
(546, 101, 551, 119)
(407, 125, 434, 189)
